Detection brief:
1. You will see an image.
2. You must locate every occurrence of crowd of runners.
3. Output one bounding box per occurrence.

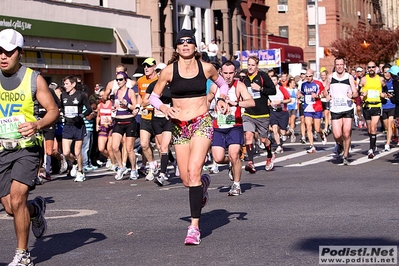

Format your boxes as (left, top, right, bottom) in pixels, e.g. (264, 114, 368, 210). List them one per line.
(2, 27, 399, 265)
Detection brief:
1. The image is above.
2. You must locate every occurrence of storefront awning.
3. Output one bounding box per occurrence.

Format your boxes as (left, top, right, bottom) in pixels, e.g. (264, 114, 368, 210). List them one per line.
(268, 43, 304, 63)
(114, 28, 139, 55)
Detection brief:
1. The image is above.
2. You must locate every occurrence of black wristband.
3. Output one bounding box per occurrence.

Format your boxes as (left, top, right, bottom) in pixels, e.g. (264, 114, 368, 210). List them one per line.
(236, 102, 239, 107)
(217, 97, 226, 103)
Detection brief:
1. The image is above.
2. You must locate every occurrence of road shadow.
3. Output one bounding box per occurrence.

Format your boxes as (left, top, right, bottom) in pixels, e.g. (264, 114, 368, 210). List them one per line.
(295, 237, 399, 253)
(30, 228, 106, 264)
(180, 209, 247, 239)
(218, 182, 264, 194)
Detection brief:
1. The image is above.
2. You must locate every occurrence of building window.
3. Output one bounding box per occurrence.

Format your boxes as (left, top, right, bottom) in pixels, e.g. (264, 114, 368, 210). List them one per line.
(278, 0, 287, 4)
(307, 0, 315, 5)
(121, 57, 134, 65)
(279, 26, 289, 38)
(308, 25, 316, 46)
(309, 60, 316, 71)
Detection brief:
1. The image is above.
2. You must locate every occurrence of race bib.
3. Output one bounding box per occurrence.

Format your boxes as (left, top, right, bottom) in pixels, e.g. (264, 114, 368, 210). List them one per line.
(305, 95, 315, 104)
(217, 113, 235, 128)
(64, 106, 78, 118)
(368, 89, 380, 99)
(0, 115, 26, 139)
(100, 116, 112, 125)
(248, 87, 261, 99)
(154, 104, 169, 118)
(333, 98, 346, 107)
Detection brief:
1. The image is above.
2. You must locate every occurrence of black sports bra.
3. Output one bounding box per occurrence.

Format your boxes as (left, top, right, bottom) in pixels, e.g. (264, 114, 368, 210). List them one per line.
(169, 60, 208, 98)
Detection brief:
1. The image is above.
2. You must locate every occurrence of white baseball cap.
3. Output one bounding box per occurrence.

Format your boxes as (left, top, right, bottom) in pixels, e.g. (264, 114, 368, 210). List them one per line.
(0, 29, 24, 52)
(356, 67, 363, 72)
(155, 63, 167, 71)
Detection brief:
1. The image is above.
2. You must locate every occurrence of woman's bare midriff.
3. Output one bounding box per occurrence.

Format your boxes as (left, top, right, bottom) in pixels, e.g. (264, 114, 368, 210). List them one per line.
(172, 96, 208, 121)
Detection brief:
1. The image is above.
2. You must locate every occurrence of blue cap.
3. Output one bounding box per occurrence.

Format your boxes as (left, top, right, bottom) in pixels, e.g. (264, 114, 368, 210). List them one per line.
(388, 65, 399, 76)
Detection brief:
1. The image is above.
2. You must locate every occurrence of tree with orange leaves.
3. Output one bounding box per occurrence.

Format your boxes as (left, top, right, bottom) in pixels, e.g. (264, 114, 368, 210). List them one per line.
(329, 26, 399, 66)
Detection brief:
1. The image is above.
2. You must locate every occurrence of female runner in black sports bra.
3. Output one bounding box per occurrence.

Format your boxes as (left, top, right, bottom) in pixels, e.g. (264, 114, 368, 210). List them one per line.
(150, 29, 229, 245)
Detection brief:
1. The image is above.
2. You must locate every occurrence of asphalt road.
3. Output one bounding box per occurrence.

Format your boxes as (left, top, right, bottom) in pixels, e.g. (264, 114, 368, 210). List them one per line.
(1, 126, 398, 266)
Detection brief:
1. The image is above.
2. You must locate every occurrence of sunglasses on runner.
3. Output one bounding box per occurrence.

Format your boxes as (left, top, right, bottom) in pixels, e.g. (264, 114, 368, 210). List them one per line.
(115, 78, 125, 82)
(176, 38, 196, 45)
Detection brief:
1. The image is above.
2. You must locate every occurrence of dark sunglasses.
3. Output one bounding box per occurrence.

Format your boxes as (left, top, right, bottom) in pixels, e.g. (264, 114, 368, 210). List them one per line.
(305, 74, 313, 77)
(0, 47, 17, 56)
(143, 63, 154, 68)
(367, 66, 376, 69)
(176, 38, 196, 45)
(115, 78, 125, 82)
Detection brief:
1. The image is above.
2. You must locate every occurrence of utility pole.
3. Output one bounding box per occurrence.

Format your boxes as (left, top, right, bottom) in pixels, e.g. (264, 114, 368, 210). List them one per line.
(315, 0, 320, 79)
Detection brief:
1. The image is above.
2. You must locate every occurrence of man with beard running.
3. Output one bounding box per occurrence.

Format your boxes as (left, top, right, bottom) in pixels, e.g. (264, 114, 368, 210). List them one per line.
(359, 61, 385, 158)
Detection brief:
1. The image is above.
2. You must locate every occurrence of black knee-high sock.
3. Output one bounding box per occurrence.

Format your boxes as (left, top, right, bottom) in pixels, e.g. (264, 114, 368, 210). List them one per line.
(161, 153, 168, 174)
(168, 150, 175, 163)
(246, 144, 254, 162)
(370, 134, 377, 150)
(266, 144, 272, 158)
(189, 186, 203, 219)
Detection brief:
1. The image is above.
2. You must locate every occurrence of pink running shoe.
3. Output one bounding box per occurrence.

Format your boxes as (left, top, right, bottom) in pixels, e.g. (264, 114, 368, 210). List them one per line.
(184, 225, 201, 245)
(201, 174, 210, 208)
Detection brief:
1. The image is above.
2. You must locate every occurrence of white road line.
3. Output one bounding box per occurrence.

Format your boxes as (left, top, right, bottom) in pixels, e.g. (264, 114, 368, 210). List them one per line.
(0, 209, 97, 220)
(285, 149, 362, 167)
(349, 148, 397, 165)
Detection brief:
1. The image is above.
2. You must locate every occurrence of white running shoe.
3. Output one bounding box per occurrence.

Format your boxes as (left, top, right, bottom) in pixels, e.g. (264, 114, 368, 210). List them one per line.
(74, 171, 86, 182)
(9, 249, 34, 266)
(321, 133, 327, 145)
(130, 169, 138, 180)
(367, 149, 374, 159)
(105, 159, 112, 169)
(258, 140, 265, 150)
(174, 163, 180, 177)
(209, 163, 219, 174)
(154, 173, 165, 186)
(275, 145, 283, 154)
(289, 129, 296, 143)
(306, 146, 316, 153)
(59, 154, 68, 174)
(115, 167, 126, 180)
(145, 169, 155, 181)
(110, 164, 117, 171)
(384, 144, 390, 151)
(70, 164, 78, 177)
(228, 163, 233, 181)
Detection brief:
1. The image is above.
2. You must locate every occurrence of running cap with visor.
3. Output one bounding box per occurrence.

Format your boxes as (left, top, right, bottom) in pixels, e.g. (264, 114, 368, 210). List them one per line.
(388, 65, 399, 76)
(142, 58, 156, 67)
(174, 29, 197, 49)
(0, 29, 24, 52)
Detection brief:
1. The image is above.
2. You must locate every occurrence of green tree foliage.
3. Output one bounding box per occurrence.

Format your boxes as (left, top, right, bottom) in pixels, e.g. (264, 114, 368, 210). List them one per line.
(330, 26, 399, 66)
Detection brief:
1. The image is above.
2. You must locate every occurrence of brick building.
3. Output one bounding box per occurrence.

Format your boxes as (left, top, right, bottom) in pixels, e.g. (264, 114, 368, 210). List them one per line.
(265, 0, 386, 75)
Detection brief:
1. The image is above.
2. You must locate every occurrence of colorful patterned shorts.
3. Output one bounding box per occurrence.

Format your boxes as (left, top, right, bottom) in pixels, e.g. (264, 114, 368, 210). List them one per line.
(171, 112, 214, 145)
